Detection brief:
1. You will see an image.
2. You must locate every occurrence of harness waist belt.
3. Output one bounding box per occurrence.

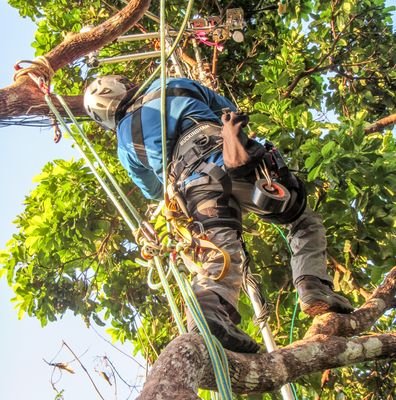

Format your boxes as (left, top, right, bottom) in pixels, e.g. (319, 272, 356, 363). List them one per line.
(170, 121, 223, 182)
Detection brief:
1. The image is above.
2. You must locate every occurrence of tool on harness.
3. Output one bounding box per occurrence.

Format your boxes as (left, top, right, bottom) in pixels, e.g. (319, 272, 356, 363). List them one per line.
(173, 224, 231, 281)
(164, 183, 232, 282)
(252, 141, 291, 214)
(252, 179, 291, 214)
(253, 140, 307, 223)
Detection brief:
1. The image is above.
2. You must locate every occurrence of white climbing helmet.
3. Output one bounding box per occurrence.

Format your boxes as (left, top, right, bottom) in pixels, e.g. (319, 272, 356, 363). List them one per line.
(84, 75, 135, 130)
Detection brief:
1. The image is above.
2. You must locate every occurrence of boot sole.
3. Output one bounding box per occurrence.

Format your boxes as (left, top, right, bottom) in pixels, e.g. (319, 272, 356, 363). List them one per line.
(206, 319, 260, 353)
(300, 300, 332, 317)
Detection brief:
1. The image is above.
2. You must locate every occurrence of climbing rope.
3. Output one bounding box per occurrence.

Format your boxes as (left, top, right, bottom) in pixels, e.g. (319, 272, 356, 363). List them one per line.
(156, 1, 233, 396)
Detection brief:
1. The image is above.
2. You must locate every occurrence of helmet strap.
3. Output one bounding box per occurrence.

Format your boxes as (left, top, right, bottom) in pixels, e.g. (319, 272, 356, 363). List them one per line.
(115, 85, 140, 125)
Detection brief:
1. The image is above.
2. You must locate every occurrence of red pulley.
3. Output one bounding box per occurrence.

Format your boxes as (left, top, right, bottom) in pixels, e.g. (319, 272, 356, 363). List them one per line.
(252, 180, 291, 214)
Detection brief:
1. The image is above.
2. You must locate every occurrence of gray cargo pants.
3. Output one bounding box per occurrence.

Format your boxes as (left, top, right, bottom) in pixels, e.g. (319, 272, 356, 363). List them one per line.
(180, 176, 331, 310)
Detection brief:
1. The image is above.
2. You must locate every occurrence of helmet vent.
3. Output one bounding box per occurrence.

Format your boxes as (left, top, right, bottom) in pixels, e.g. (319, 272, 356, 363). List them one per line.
(99, 88, 112, 95)
(93, 111, 103, 122)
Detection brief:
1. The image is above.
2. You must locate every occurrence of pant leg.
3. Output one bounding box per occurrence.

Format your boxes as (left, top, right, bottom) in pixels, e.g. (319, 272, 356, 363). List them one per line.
(180, 174, 332, 308)
(181, 179, 244, 310)
(285, 207, 332, 285)
(231, 179, 332, 285)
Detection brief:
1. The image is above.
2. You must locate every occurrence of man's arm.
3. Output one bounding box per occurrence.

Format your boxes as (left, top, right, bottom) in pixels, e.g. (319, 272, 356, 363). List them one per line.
(221, 112, 249, 169)
(118, 147, 163, 200)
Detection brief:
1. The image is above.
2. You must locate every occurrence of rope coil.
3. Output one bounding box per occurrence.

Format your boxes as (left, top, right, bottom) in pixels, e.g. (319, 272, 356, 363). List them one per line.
(13, 56, 54, 93)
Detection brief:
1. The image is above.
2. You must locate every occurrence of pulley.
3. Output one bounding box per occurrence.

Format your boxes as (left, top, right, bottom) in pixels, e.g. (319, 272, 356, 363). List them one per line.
(252, 180, 290, 214)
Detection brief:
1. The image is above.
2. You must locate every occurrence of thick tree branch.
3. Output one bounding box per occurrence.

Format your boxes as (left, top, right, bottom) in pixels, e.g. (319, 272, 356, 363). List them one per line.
(138, 267, 396, 399)
(305, 267, 396, 338)
(0, 0, 151, 119)
(45, 0, 150, 72)
(137, 333, 396, 399)
(305, 266, 396, 338)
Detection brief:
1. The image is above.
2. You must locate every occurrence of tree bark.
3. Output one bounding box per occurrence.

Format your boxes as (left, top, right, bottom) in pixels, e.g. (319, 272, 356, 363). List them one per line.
(305, 266, 396, 338)
(138, 333, 396, 399)
(0, 0, 151, 119)
(138, 267, 396, 399)
(364, 113, 396, 134)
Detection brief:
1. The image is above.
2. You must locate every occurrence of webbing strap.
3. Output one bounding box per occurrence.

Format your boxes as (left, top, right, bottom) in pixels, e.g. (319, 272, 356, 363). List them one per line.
(131, 107, 149, 166)
(127, 87, 206, 114)
(128, 87, 207, 167)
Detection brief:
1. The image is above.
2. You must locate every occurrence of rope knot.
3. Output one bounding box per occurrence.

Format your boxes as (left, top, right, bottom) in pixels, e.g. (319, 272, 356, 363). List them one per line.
(13, 56, 55, 94)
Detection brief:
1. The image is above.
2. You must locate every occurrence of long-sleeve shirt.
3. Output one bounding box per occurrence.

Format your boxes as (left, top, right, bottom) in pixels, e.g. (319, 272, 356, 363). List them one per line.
(116, 78, 236, 200)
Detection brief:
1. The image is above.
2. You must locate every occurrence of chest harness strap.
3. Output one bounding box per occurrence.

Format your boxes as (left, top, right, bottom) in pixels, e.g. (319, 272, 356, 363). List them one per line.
(126, 87, 207, 168)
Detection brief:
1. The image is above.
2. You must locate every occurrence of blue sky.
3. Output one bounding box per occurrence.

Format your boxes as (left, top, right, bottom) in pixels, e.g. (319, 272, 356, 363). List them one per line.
(0, 3, 144, 399)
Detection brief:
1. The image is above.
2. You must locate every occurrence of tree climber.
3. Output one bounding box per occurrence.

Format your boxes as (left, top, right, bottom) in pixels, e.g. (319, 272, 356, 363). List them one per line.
(84, 75, 354, 353)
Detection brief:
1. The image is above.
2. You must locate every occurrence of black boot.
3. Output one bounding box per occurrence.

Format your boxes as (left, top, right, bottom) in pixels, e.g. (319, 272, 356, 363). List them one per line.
(187, 290, 260, 353)
(296, 275, 354, 317)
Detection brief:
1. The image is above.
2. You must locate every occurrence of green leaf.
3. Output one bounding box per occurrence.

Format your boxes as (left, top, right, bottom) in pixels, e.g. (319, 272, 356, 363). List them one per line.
(308, 164, 322, 181)
(321, 141, 336, 157)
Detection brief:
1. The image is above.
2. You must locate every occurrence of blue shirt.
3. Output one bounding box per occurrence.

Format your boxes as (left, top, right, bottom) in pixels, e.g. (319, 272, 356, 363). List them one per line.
(117, 78, 236, 200)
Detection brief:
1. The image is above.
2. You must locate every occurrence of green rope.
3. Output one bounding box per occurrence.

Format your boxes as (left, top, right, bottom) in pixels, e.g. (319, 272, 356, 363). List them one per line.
(168, 261, 233, 400)
(154, 258, 186, 334)
(131, 0, 195, 101)
(157, 1, 233, 397)
(289, 291, 299, 344)
(272, 223, 299, 400)
(45, 95, 139, 232)
(160, 0, 168, 196)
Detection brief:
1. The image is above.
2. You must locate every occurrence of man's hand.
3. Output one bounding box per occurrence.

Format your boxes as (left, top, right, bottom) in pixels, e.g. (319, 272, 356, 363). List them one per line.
(221, 111, 250, 169)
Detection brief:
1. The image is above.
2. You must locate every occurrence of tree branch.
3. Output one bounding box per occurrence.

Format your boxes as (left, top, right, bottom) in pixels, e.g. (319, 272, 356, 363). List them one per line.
(305, 266, 396, 338)
(0, 0, 151, 119)
(137, 332, 396, 399)
(137, 267, 396, 399)
(364, 114, 396, 134)
(45, 0, 151, 72)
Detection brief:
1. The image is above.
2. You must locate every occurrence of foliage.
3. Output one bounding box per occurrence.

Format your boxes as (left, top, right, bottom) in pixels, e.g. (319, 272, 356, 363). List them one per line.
(2, 0, 396, 398)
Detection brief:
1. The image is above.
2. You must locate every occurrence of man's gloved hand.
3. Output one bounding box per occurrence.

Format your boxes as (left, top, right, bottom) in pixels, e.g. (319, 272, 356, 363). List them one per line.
(222, 109, 249, 127)
(221, 111, 250, 169)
